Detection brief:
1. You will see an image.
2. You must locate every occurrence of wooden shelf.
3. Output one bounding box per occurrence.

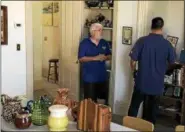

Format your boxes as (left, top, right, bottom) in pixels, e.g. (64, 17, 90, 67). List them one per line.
(164, 83, 184, 89)
(84, 26, 113, 30)
(160, 96, 183, 102)
(159, 108, 182, 116)
(85, 7, 114, 10)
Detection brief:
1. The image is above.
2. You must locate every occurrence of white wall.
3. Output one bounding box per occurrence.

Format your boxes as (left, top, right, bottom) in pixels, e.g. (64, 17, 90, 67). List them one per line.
(113, 1, 138, 115)
(1, 1, 27, 97)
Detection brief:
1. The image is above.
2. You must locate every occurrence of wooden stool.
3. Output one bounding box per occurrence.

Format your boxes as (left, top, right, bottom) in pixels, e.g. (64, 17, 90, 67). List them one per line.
(48, 59, 59, 83)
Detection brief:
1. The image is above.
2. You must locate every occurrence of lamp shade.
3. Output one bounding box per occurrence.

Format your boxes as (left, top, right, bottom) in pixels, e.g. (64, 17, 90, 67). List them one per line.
(180, 49, 185, 64)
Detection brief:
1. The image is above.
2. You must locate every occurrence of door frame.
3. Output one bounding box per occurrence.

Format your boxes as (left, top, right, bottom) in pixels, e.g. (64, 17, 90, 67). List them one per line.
(25, 1, 33, 100)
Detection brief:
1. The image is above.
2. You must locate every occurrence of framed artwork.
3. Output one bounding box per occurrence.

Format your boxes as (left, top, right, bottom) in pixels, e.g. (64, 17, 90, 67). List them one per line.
(1, 6, 8, 45)
(53, 2, 59, 27)
(122, 26, 132, 45)
(166, 35, 179, 48)
(42, 2, 53, 26)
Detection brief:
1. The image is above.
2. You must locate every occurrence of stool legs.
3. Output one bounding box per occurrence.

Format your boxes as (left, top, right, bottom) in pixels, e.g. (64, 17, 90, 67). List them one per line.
(48, 62, 51, 81)
(54, 62, 58, 83)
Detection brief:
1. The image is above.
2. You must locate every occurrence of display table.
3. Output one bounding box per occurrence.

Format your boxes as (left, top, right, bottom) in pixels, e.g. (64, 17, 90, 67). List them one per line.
(1, 118, 136, 131)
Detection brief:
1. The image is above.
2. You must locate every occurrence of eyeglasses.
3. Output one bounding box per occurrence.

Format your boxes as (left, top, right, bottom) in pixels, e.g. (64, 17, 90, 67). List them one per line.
(94, 29, 102, 32)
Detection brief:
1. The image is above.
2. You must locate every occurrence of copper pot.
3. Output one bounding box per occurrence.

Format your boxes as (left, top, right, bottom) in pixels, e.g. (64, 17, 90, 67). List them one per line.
(14, 111, 31, 129)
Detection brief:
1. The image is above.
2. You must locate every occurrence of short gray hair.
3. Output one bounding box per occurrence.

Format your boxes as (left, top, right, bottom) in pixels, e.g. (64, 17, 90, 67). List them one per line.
(89, 23, 103, 36)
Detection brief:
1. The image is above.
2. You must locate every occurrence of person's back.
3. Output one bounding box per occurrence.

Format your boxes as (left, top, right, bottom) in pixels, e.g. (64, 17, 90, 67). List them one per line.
(128, 17, 175, 124)
(136, 33, 175, 95)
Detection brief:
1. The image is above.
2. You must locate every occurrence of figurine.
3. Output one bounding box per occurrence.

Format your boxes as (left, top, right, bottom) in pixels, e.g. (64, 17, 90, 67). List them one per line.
(53, 88, 73, 108)
(107, 0, 114, 8)
(85, 19, 90, 27)
(96, 13, 105, 23)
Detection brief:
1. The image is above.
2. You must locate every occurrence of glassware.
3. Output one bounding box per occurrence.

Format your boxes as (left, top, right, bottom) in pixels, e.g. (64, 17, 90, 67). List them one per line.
(27, 99, 49, 126)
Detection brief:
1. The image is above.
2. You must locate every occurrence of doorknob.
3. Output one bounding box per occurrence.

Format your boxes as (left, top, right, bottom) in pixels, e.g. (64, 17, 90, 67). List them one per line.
(75, 60, 79, 64)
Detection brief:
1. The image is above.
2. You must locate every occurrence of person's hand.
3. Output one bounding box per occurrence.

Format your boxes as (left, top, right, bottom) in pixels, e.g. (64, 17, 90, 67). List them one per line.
(94, 54, 106, 61)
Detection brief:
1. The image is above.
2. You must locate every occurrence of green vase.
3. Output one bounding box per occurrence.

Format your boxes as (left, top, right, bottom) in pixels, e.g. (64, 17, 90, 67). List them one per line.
(29, 100, 49, 126)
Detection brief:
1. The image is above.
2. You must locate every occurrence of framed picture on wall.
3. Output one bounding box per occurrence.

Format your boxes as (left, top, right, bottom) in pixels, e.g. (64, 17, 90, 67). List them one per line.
(1, 6, 8, 45)
(42, 2, 53, 26)
(166, 35, 179, 48)
(53, 1, 59, 27)
(122, 26, 132, 45)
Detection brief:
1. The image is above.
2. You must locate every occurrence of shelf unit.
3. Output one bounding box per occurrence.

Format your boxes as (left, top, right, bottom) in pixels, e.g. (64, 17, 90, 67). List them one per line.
(159, 64, 185, 125)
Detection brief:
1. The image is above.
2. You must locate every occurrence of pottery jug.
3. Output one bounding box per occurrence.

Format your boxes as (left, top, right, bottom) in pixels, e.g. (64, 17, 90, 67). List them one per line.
(2, 100, 22, 123)
(14, 110, 31, 129)
(27, 99, 49, 126)
(48, 105, 69, 131)
(53, 88, 73, 108)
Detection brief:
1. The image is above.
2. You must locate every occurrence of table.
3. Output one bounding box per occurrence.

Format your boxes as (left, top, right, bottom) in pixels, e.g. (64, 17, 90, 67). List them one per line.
(1, 118, 136, 131)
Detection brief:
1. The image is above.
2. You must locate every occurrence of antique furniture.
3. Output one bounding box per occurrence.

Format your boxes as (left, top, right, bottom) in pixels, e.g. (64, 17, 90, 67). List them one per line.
(159, 63, 185, 125)
(48, 58, 59, 83)
(175, 125, 185, 132)
(48, 105, 69, 131)
(1, 117, 137, 131)
(14, 111, 31, 129)
(77, 99, 111, 131)
(123, 116, 154, 132)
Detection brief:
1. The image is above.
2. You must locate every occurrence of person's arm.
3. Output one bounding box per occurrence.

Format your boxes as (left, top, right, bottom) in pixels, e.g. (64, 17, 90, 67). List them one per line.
(79, 56, 101, 62)
(130, 60, 137, 72)
(78, 40, 102, 63)
(103, 41, 112, 61)
(129, 38, 143, 71)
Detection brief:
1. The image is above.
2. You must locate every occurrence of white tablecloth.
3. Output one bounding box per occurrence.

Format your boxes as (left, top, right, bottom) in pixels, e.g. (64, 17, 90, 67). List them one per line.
(1, 118, 136, 131)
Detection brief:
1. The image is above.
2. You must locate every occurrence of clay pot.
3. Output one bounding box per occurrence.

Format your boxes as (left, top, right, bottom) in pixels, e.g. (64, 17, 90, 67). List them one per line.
(14, 111, 31, 129)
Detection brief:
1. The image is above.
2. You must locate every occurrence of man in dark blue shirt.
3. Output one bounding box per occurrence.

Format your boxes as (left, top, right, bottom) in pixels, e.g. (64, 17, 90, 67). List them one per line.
(128, 17, 175, 124)
(78, 23, 111, 104)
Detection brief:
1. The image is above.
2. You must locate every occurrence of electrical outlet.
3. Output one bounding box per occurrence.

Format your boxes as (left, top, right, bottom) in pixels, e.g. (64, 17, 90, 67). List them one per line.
(17, 44, 20, 51)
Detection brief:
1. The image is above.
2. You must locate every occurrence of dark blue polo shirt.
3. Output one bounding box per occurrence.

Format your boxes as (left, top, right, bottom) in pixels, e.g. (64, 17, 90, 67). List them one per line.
(129, 33, 175, 95)
(78, 38, 111, 83)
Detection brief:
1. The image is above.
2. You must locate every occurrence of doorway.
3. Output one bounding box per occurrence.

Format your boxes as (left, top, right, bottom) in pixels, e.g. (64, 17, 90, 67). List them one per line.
(32, 1, 60, 100)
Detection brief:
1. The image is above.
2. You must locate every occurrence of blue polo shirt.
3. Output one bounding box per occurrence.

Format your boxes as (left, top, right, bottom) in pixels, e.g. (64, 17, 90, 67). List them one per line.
(78, 38, 111, 83)
(129, 33, 175, 95)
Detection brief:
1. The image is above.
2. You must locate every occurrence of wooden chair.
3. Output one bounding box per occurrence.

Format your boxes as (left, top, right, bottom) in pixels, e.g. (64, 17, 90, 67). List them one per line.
(123, 116, 154, 132)
(175, 125, 185, 132)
